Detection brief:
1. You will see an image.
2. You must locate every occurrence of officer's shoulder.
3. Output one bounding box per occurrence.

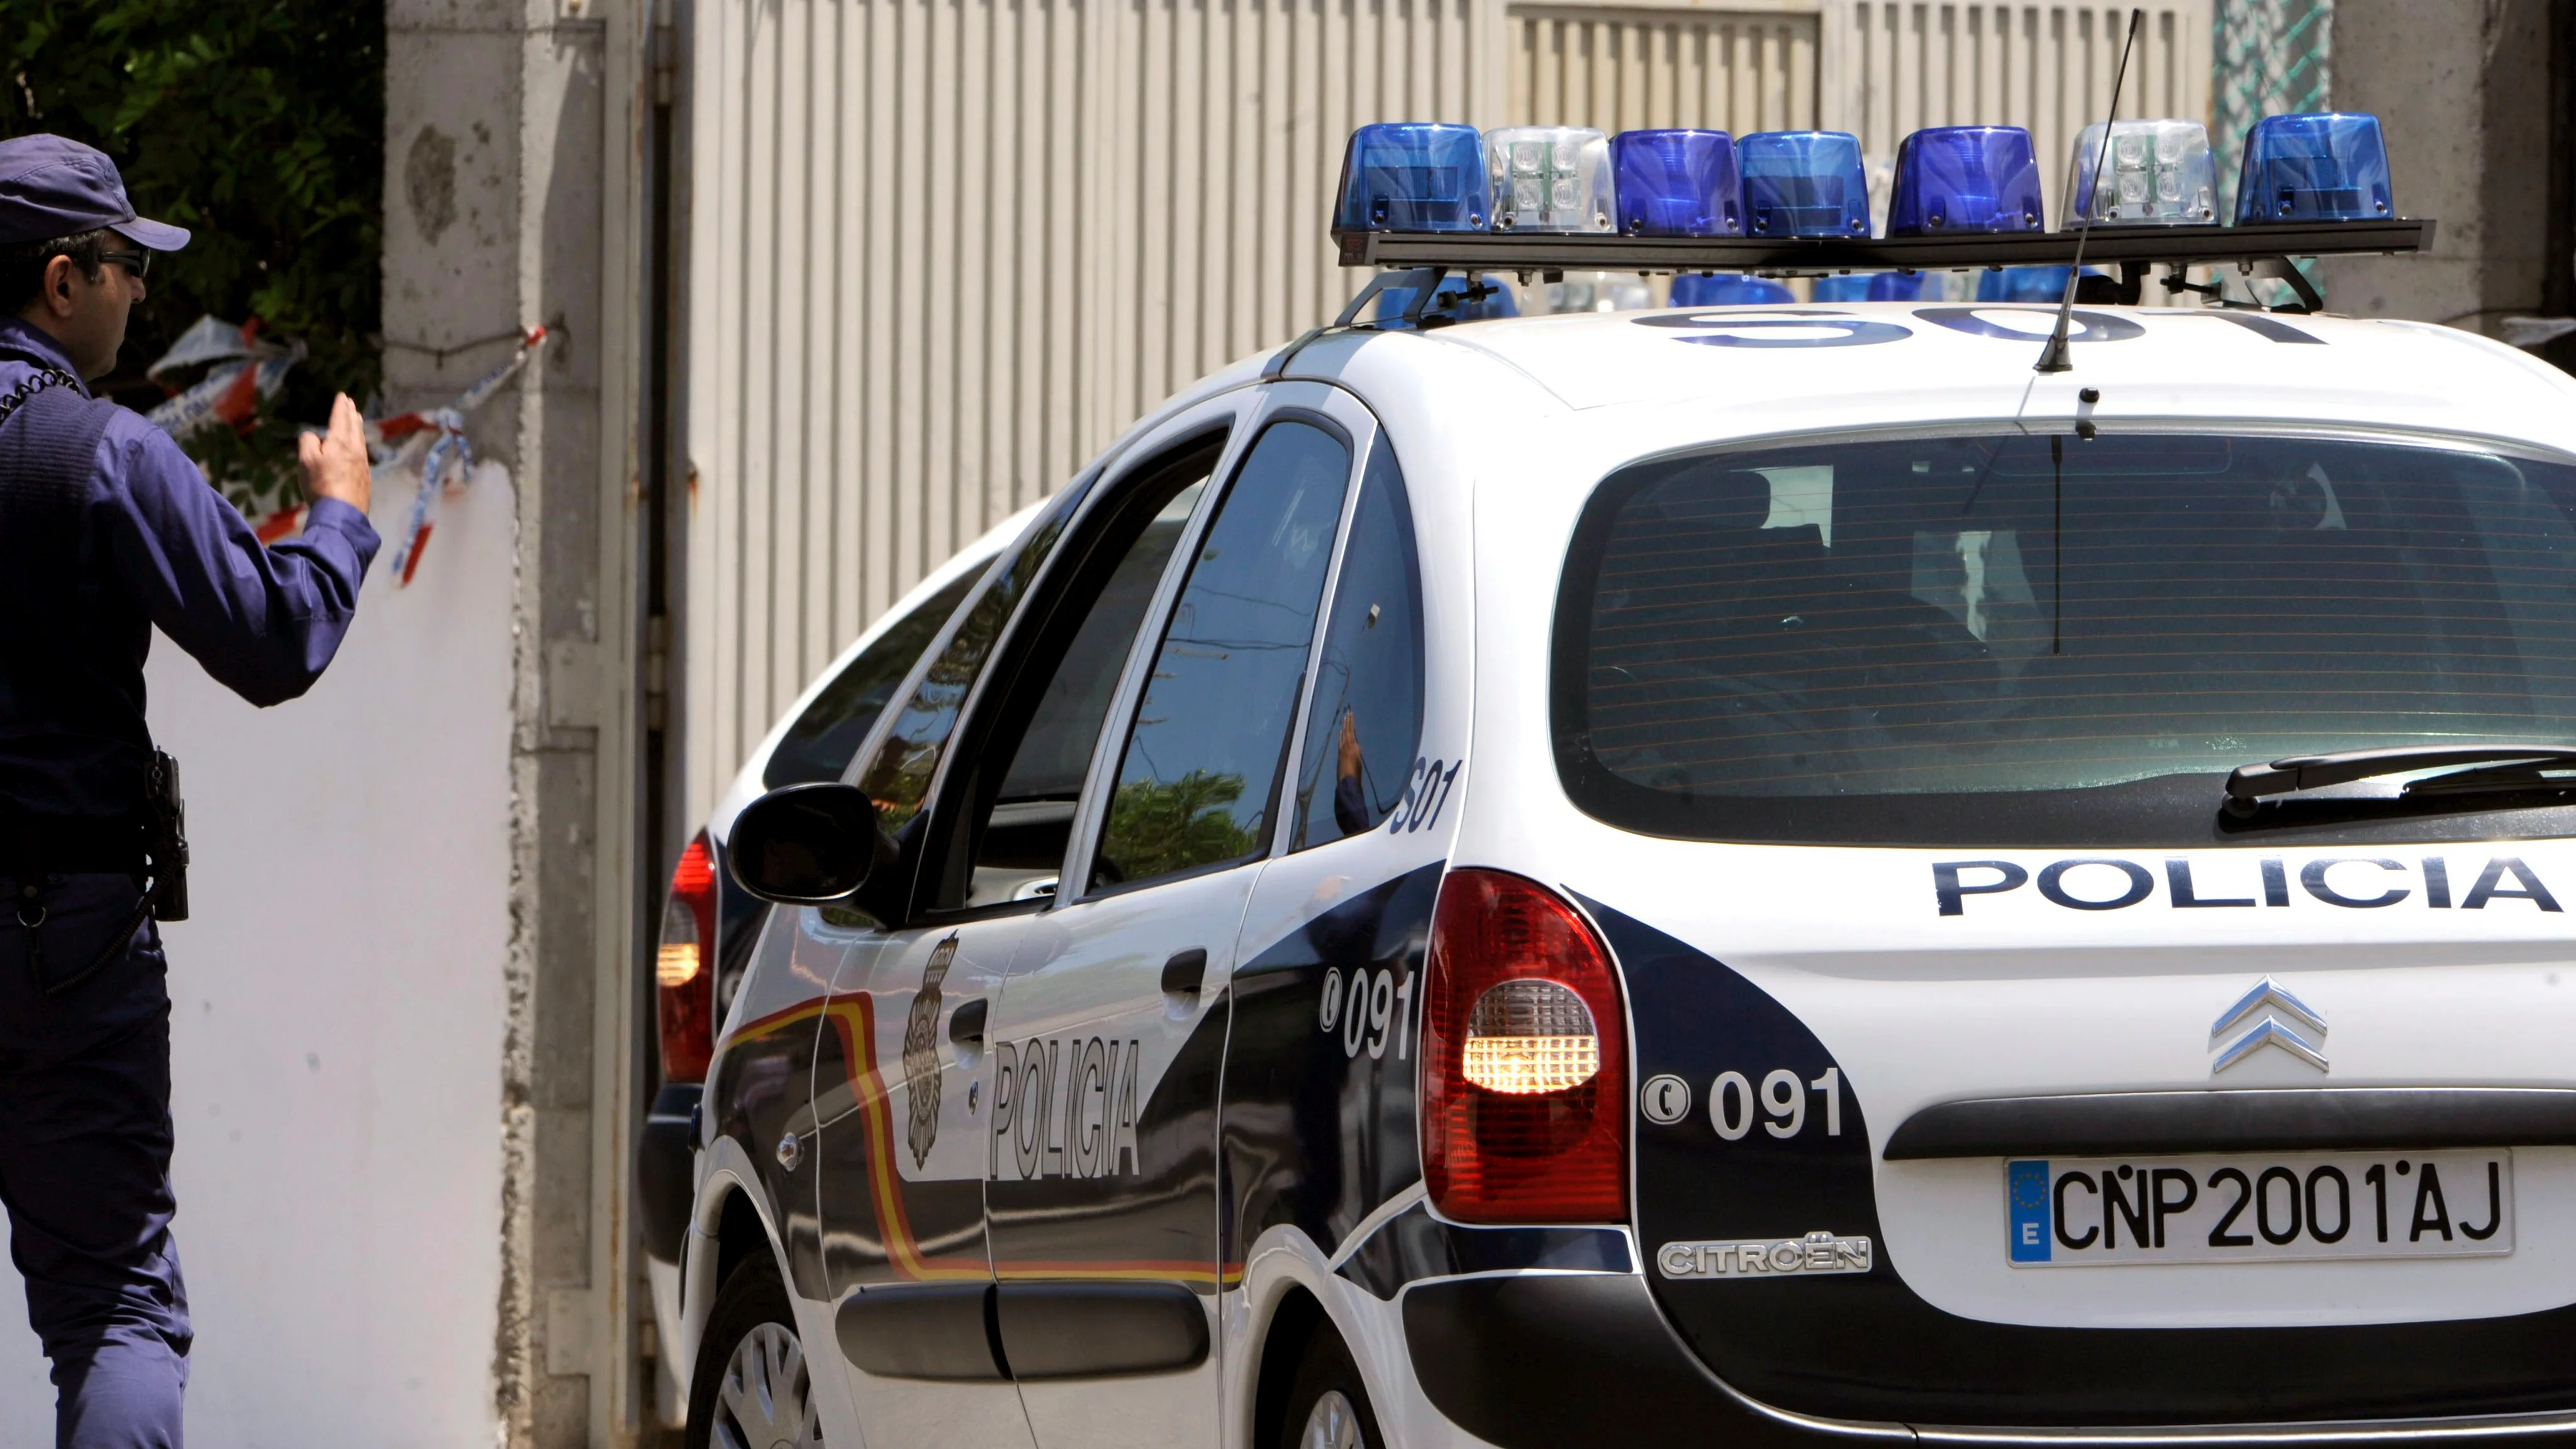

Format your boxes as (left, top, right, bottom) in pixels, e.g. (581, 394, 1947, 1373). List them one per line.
(89, 401, 210, 501)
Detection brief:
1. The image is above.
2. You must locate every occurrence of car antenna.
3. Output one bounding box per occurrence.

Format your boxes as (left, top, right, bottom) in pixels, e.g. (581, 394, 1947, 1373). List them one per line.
(2036, 6, 2144, 374)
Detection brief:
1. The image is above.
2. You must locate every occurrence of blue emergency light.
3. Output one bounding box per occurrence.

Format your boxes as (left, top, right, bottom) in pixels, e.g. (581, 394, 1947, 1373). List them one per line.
(1977, 265, 2107, 302)
(2234, 112, 2393, 223)
(1887, 126, 2043, 235)
(1739, 131, 1870, 238)
(1332, 123, 1488, 233)
(1670, 273, 1792, 306)
(1611, 130, 1741, 236)
(1814, 272, 1927, 301)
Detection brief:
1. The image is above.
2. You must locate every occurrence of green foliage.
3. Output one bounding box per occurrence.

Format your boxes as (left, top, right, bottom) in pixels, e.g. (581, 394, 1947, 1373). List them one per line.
(1099, 770, 1259, 884)
(0, 0, 384, 515)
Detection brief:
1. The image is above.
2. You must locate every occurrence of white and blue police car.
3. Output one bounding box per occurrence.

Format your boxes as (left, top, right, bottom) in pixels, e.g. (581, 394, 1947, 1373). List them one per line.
(671, 109, 2576, 1449)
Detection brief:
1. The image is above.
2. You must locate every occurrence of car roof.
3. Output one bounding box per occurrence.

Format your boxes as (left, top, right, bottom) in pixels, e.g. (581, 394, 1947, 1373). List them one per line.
(1291, 303, 2576, 468)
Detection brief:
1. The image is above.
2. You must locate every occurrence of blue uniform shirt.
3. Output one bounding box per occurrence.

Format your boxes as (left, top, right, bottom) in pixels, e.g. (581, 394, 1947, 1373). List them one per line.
(0, 316, 379, 822)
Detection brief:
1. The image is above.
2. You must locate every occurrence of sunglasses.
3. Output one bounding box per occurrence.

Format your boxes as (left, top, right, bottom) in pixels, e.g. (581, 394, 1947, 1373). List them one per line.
(97, 249, 150, 279)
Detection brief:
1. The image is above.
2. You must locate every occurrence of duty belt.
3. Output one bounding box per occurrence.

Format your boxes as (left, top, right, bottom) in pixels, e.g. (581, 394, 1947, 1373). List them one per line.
(0, 812, 148, 876)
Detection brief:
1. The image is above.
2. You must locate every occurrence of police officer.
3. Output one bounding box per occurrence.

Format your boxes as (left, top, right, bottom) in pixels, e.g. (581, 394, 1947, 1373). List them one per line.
(0, 135, 377, 1446)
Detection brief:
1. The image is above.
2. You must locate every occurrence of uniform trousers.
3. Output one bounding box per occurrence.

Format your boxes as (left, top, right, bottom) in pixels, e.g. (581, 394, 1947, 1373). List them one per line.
(0, 872, 187, 1449)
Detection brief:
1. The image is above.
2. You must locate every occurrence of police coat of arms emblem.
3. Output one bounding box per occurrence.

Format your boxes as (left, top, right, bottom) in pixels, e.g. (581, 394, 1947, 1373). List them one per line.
(902, 936, 958, 1169)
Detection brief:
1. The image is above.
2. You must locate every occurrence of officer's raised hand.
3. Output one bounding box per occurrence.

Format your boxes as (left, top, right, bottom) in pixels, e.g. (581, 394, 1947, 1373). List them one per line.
(299, 392, 371, 514)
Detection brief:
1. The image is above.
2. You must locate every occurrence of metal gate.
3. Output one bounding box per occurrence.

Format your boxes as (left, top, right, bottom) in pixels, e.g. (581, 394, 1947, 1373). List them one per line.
(676, 0, 2209, 821)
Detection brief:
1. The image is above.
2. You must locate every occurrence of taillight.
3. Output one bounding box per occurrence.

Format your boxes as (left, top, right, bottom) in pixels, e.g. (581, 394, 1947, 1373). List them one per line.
(655, 833, 718, 1082)
(1421, 868, 1628, 1223)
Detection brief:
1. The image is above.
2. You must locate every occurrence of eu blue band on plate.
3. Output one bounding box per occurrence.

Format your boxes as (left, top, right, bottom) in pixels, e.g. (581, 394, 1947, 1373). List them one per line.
(2009, 1159, 2053, 1262)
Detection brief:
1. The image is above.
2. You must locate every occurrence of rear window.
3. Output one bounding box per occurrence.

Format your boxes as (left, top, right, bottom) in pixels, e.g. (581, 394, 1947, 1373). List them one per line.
(1554, 432, 2576, 846)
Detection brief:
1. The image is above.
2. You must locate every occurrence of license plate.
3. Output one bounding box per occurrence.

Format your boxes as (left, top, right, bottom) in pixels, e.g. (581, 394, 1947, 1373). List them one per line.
(2005, 1151, 2513, 1266)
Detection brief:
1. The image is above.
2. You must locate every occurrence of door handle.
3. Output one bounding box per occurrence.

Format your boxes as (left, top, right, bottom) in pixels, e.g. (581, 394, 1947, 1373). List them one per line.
(1161, 948, 1208, 996)
(949, 997, 988, 1049)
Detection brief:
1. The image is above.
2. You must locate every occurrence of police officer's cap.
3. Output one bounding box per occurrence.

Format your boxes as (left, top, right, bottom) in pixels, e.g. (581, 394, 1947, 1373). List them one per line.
(0, 135, 189, 252)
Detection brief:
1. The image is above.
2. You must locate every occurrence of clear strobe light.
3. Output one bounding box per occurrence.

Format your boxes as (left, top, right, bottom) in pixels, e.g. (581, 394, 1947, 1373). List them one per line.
(1887, 125, 2043, 235)
(1486, 126, 1613, 232)
(1333, 122, 1489, 233)
(2234, 112, 2394, 223)
(2065, 120, 2216, 226)
(1611, 129, 1741, 236)
(1462, 978, 1601, 1094)
(1738, 131, 1870, 237)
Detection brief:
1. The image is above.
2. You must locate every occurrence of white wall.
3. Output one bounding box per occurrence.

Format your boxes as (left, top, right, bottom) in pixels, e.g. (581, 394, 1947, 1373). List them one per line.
(0, 468, 515, 1448)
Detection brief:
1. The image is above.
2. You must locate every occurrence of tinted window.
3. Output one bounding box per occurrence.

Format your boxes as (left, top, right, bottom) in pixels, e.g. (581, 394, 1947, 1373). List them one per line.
(854, 503, 1075, 832)
(1093, 421, 1353, 888)
(765, 574, 978, 788)
(949, 474, 1211, 907)
(1292, 437, 1425, 849)
(1557, 433, 2576, 844)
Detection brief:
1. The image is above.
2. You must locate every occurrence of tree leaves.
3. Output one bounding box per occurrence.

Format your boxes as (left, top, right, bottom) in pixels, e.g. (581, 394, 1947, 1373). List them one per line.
(0, 0, 382, 513)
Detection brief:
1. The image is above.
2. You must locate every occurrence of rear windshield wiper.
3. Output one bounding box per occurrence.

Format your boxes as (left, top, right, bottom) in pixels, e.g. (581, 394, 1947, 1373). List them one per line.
(2224, 746, 2576, 817)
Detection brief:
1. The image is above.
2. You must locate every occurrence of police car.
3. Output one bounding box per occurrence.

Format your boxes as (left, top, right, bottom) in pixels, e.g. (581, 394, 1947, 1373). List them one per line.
(672, 111, 2576, 1449)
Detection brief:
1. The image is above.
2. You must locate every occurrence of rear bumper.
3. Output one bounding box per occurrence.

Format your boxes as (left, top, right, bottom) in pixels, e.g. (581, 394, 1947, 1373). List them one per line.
(1399, 1274, 2576, 1449)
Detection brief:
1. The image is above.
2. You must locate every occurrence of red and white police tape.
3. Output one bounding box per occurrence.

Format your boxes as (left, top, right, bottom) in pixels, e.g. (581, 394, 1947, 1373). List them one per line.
(232, 326, 549, 584)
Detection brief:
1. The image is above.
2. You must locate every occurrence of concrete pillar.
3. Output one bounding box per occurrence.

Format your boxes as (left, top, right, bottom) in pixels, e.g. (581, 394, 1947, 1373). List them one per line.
(2319, 0, 2556, 333)
(384, 1, 648, 1445)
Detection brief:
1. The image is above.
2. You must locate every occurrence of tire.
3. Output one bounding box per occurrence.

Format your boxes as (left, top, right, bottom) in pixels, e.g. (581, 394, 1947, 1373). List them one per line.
(1282, 1326, 1386, 1449)
(685, 1254, 825, 1449)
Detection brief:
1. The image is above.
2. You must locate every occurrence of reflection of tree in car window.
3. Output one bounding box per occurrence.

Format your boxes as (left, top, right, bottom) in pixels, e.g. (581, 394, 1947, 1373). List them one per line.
(1095, 421, 1354, 888)
(1097, 770, 1259, 883)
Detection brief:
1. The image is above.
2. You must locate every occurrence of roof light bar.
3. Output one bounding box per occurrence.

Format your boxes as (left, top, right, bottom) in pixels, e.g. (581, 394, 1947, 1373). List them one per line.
(2066, 119, 2217, 227)
(1739, 131, 1870, 237)
(1487, 126, 1613, 232)
(2236, 112, 2394, 223)
(1323, 119, 2430, 277)
(1610, 129, 1742, 237)
(1888, 125, 2044, 235)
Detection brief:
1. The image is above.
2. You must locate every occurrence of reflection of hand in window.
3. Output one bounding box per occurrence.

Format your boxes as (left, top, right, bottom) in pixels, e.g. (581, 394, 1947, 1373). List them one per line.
(1334, 708, 1371, 836)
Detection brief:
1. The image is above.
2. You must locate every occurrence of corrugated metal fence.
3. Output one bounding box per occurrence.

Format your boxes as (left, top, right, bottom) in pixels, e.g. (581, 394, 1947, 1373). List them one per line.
(679, 0, 2209, 820)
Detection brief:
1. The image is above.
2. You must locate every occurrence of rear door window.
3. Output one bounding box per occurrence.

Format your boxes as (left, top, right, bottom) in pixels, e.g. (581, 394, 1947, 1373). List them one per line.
(1291, 434, 1425, 849)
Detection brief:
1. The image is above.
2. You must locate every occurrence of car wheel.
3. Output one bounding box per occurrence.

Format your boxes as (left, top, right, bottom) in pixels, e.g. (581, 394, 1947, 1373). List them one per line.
(686, 1255, 823, 1449)
(1285, 1327, 1384, 1449)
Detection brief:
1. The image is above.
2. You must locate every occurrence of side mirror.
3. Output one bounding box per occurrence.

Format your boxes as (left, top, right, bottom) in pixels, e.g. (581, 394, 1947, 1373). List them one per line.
(727, 783, 897, 904)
